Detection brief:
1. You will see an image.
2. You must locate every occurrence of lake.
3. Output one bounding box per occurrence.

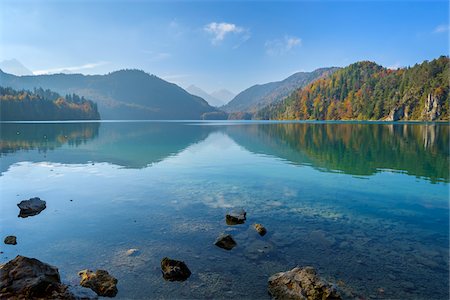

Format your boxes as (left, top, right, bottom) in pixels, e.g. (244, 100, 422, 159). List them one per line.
(0, 121, 448, 299)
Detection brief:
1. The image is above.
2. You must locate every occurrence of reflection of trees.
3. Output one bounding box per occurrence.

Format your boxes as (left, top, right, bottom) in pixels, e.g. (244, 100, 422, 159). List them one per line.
(0, 122, 213, 170)
(0, 122, 100, 155)
(226, 123, 449, 183)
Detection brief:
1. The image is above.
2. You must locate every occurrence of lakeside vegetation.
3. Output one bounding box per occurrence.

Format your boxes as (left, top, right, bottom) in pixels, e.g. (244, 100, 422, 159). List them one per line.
(0, 87, 100, 121)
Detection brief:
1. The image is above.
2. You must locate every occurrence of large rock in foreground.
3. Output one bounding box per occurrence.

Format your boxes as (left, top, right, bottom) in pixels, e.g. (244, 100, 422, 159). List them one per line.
(0, 255, 73, 299)
(268, 266, 341, 300)
(161, 257, 191, 281)
(17, 197, 46, 218)
(78, 269, 118, 297)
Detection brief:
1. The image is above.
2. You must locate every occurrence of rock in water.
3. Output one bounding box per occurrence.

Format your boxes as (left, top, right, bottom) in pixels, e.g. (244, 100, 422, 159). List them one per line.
(160, 257, 191, 281)
(78, 269, 118, 297)
(268, 266, 341, 300)
(253, 223, 267, 236)
(125, 248, 140, 256)
(226, 209, 246, 225)
(4, 236, 17, 245)
(17, 197, 46, 218)
(214, 234, 237, 250)
(0, 255, 73, 299)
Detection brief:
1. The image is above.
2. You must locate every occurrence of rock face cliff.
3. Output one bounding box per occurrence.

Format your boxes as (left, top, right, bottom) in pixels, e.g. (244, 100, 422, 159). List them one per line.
(422, 93, 442, 121)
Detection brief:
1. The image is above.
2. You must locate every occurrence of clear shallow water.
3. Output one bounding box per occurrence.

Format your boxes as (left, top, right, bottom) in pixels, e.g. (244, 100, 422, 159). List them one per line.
(0, 121, 448, 299)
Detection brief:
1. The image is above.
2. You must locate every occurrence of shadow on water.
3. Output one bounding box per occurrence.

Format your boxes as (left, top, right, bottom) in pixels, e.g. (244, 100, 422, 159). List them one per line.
(224, 122, 449, 183)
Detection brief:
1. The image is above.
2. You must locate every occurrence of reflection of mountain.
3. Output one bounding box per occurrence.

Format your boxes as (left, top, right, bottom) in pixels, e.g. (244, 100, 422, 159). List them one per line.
(1, 122, 447, 183)
(225, 123, 449, 183)
(78, 122, 213, 168)
(0, 122, 212, 173)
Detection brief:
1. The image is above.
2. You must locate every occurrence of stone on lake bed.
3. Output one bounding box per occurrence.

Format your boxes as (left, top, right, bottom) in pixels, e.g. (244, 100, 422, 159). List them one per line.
(214, 233, 237, 250)
(0, 255, 74, 299)
(17, 197, 46, 218)
(125, 248, 140, 256)
(161, 257, 191, 281)
(78, 269, 118, 297)
(244, 239, 274, 260)
(4, 236, 17, 245)
(253, 223, 267, 236)
(226, 209, 246, 225)
(268, 266, 342, 300)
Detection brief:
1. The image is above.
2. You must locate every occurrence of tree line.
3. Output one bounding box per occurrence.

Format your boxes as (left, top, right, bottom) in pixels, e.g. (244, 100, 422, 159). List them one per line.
(255, 56, 449, 121)
(0, 87, 100, 121)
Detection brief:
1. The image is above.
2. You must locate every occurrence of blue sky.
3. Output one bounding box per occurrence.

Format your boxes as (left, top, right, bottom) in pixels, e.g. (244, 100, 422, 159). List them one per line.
(0, 0, 448, 93)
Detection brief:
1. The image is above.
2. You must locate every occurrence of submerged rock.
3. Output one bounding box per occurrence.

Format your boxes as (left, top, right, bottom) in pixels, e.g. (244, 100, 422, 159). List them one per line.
(4, 236, 17, 245)
(125, 248, 140, 256)
(161, 257, 191, 281)
(214, 234, 237, 250)
(268, 266, 341, 300)
(226, 209, 246, 225)
(17, 197, 46, 218)
(253, 223, 267, 236)
(78, 269, 118, 297)
(0, 255, 73, 299)
(244, 240, 274, 260)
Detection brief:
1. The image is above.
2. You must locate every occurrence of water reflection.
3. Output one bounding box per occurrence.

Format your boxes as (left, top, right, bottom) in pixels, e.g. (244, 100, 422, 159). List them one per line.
(0, 122, 448, 182)
(0, 122, 100, 154)
(225, 123, 449, 183)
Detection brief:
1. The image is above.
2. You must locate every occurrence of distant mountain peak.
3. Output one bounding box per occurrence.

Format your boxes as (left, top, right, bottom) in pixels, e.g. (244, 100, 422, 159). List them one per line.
(186, 85, 226, 107)
(0, 59, 33, 76)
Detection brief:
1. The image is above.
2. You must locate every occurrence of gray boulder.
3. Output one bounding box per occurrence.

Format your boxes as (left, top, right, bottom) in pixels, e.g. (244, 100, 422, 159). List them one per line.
(17, 197, 46, 218)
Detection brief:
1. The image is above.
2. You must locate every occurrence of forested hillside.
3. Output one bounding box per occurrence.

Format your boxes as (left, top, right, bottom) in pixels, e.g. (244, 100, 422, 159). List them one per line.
(0, 87, 100, 121)
(0, 69, 219, 120)
(256, 56, 449, 121)
(222, 68, 338, 114)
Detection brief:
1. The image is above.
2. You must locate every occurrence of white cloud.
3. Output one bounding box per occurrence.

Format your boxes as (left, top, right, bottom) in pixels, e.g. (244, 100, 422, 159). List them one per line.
(204, 22, 245, 44)
(433, 24, 450, 33)
(265, 35, 302, 56)
(33, 61, 109, 75)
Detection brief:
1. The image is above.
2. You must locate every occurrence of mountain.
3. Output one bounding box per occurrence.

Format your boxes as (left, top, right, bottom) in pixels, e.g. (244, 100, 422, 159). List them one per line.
(210, 89, 235, 104)
(186, 85, 224, 107)
(256, 56, 449, 121)
(0, 86, 100, 121)
(0, 69, 219, 120)
(0, 59, 33, 76)
(222, 67, 339, 114)
(186, 85, 235, 107)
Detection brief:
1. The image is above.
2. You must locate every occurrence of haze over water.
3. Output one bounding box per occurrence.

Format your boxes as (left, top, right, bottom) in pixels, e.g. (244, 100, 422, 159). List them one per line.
(0, 121, 448, 299)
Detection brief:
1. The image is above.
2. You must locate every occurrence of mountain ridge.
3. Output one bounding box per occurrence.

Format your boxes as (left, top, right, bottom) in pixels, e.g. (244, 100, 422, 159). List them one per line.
(0, 69, 219, 120)
(222, 67, 339, 114)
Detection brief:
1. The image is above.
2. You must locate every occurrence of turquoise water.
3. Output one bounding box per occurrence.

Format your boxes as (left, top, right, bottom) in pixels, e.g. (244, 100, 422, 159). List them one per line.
(0, 121, 448, 299)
